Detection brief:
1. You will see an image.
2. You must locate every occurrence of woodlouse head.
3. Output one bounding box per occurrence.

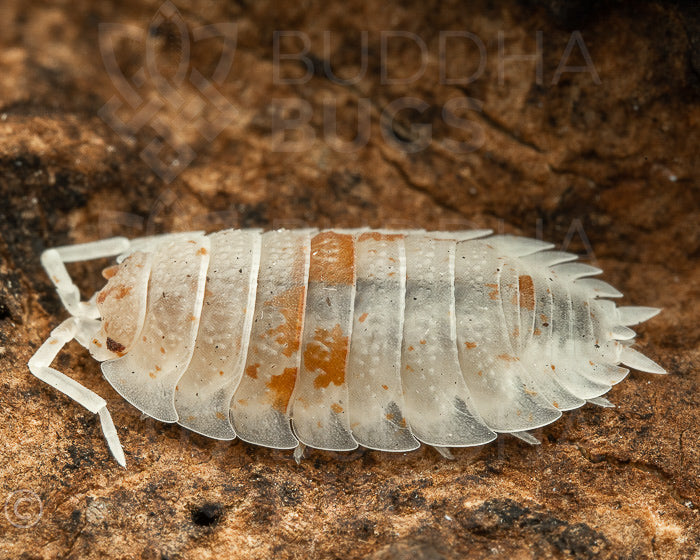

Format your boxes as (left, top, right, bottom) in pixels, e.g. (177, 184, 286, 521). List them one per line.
(89, 251, 151, 361)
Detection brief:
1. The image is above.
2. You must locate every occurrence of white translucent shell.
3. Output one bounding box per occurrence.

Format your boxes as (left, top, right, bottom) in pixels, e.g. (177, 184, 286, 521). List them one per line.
(95, 229, 665, 453)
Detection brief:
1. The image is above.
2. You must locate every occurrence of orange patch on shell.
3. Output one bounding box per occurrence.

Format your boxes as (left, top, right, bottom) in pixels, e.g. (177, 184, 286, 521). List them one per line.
(486, 283, 499, 300)
(245, 363, 260, 379)
(97, 284, 132, 304)
(518, 275, 535, 311)
(308, 231, 355, 285)
(305, 324, 349, 389)
(266, 367, 298, 412)
(265, 285, 306, 358)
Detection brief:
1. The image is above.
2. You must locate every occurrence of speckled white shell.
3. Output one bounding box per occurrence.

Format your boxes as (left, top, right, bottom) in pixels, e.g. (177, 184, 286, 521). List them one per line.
(87, 228, 665, 453)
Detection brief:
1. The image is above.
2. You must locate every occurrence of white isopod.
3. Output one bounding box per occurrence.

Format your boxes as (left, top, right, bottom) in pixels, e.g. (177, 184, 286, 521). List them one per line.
(28, 228, 666, 467)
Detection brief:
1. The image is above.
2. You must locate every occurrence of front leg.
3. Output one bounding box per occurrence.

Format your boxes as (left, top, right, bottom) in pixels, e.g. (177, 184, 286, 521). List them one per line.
(28, 317, 126, 467)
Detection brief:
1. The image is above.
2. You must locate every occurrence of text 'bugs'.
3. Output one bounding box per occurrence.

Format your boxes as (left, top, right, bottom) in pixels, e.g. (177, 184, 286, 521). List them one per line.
(29, 229, 665, 466)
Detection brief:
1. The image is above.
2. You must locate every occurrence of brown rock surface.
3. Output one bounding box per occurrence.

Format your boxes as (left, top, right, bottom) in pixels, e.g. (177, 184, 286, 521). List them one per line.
(0, 1, 698, 559)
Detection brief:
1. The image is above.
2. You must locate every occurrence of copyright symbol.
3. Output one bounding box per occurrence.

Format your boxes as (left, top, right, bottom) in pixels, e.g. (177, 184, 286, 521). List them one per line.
(4, 490, 43, 528)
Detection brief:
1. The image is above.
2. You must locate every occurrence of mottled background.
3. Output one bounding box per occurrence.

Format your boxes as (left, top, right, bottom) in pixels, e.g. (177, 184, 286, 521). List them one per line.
(0, 1, 698, 559)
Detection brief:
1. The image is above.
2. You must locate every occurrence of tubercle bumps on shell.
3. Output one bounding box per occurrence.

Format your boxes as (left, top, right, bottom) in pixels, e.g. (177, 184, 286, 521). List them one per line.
(90, 228, 665, 454)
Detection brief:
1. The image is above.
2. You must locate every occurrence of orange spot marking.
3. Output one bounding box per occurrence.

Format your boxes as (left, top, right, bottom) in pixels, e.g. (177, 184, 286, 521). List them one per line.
(512, 327, 520, 338)
(305, 324, 349, 389)
(142, 336, 147, 342)
(382, 384, 389, 390)
(155, 365, 161, 371)
(540, 314, 548, 323)
(385, 413, 395, 421)
(246, 363, 260, 379)
(405, 364, 414, 372)
(215, 412, 226, 420)
(190, 315, 197, 322)
(197, 247, 208, 256)
(148, 372, 156, 379)
(237, 399, 248, 406)
(518, 275, 535, 311)
(477, 370, 483, 376)
(589, 360, 595, 366)
(553, 401, 560, 409)
(101, 265, 119, 280)
(498, 354, 519, 362)
(551, 364, 556, 371)
(358, 232, 404, 242)
(265, 285, 306, 358)
(92, 339, 102, 348)
(486, 283, 499, 300)
(358, 312, 369, 323)
(309, 231, 355, 285)
(408, 345, 415, 351)
(419, 339, 426, 345)
(160, 346, 165, 354)
(266, 367, 298, 412)
(533, 328, 542, 336)
(97, 284, 132, 304)
(49, 339, 58, 345)
(219, 370, 225, 376)
(524, 387, 538, 396)
(331, 403, 343, 413)
(464, 341, 477, 349)
(188, 240, 197, 244)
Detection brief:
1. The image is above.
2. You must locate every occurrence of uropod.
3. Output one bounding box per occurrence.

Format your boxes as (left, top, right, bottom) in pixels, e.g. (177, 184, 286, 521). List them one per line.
(28, 229, 666, 467)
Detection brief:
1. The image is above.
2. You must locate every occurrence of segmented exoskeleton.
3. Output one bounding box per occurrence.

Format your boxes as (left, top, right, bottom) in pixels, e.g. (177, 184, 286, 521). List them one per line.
(28, 229, 665, 466)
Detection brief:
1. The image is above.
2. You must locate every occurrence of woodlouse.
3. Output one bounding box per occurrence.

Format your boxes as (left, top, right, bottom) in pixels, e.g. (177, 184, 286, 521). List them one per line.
(28, 229, 666, 466)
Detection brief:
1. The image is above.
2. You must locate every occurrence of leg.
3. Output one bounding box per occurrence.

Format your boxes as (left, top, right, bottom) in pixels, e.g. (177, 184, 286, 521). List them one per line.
(41, 237, 131, 318)
(28, 318, 126, 467)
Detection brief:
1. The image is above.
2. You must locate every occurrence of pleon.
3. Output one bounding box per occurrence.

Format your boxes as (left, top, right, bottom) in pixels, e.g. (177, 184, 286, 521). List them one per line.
(521, 250, 578, 268)
(102, 233, 210, 422)
(617, 306, 661, 326)
(174, 230, 261, 439)
(517, 265, 586, 411)
(291, 231, 359, 451)
(454, 239, 562, 432)
(401, 234, 496, 446)
(346, 232, 419, 452)
(485, 235, 554, 257)
(540, 276, 611, 399)
(231, 230, 312, 448)
(620, 347, 666, 374)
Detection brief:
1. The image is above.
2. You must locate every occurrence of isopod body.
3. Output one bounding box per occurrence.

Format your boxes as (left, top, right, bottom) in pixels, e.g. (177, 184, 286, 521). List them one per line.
(28, 229, 666, 466)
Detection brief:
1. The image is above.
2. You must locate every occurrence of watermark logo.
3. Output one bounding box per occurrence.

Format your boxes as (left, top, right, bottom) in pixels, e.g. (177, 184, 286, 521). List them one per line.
(5, 490, 43, 529)
(98, 1, 238, 183)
